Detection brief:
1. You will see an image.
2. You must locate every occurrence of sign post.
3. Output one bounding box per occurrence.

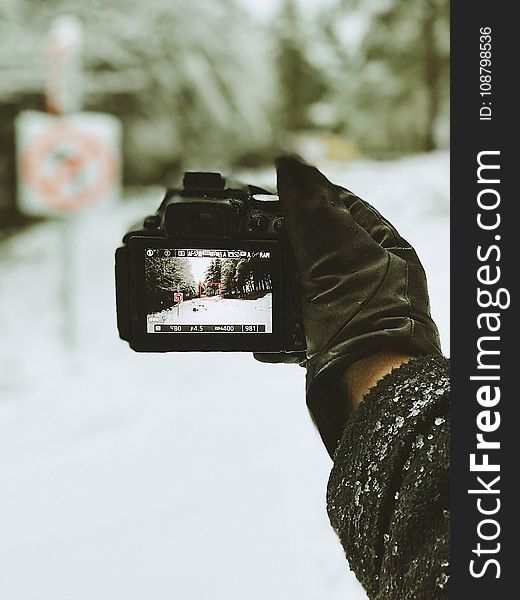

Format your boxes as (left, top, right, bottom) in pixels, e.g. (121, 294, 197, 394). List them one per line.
(174, 286, 182, 317)
(14, 16, 122, 349)
(44, 15, 84, 115)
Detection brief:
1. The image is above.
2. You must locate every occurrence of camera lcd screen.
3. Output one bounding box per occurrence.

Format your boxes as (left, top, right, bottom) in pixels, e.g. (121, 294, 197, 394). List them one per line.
(145, 248, 273, 334)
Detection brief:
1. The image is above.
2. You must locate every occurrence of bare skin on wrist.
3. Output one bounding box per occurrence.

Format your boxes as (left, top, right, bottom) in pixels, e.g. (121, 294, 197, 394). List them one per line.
(345, 351, 416, 410)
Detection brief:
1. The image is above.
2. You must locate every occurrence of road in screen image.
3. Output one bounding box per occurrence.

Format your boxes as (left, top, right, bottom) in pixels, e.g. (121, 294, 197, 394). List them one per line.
(147, 293, 272, 332)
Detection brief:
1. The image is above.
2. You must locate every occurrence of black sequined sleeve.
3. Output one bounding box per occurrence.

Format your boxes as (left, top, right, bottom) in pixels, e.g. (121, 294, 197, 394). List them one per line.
(327, 355, 450, 600)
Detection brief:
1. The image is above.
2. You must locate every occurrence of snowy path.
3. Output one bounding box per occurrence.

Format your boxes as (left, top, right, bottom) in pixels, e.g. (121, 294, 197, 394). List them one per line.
(148, 294, 273, 332)
(0, 153, 449, 600)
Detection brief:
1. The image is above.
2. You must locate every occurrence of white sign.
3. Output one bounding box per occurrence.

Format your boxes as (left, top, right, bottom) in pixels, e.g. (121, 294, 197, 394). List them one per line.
(173, 292, 184, 303)
(15, 111, 121, 216)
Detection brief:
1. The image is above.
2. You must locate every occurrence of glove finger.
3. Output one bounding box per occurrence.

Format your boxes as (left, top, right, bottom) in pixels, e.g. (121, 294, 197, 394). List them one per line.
(276, 155, 335, 215)
(275, 156, 382, 271)
(253, 352, 306, 365)
(337, 188, 411, 249)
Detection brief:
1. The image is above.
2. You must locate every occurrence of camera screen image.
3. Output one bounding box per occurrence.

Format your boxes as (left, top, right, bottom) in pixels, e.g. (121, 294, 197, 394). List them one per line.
(145, 248, 273, 334)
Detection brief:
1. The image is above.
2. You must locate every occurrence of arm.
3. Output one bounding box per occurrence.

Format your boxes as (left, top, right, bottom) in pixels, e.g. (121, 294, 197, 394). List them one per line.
(328, 355, 450, 600)
(256, 157, 447, 598)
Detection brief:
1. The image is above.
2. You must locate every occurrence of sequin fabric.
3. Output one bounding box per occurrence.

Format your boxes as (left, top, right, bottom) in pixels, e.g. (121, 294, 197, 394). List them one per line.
(327, 355, 450, 599)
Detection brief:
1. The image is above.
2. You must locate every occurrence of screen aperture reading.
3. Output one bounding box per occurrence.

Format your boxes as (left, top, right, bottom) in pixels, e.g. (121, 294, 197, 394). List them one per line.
(145, 248, 273, 334)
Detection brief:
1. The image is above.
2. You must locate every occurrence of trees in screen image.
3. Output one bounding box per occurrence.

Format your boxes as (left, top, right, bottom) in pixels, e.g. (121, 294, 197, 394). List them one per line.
(203, 256, 272, 300)
(145, 256, 197, 313)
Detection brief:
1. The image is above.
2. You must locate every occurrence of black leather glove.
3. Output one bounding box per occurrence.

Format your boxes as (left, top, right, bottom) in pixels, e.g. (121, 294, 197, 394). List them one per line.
(257, 156, 442, 456)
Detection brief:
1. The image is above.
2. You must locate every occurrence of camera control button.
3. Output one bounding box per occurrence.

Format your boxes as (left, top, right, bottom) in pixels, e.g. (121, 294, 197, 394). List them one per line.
(252, 194, 279, 203)
(144, 215, 161, 229)
(273, 217, 284, 232)
(250, 214, 269, 231)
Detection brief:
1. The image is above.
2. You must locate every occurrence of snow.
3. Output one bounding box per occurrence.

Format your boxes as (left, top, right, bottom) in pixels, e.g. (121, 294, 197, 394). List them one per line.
(148, 294, 273, 332)
(0, 152, 449, 600)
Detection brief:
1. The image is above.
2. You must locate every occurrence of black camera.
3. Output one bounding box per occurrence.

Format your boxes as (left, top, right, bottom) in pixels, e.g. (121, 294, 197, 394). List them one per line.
(115, 172, 306, 354)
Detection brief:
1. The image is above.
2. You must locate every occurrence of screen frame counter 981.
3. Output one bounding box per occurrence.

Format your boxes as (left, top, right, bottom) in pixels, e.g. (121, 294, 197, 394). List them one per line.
(118, 236, 283, 352)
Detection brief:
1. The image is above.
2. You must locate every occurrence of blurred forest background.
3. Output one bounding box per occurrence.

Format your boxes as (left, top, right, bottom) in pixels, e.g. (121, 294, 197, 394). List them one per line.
(0, 2, 449, 600)
(0, 0, 449, 209)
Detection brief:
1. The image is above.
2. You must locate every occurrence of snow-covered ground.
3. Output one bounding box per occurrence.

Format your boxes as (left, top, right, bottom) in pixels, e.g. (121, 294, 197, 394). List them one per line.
(0, 152, 449, 600)
(148, 294, 273, 332)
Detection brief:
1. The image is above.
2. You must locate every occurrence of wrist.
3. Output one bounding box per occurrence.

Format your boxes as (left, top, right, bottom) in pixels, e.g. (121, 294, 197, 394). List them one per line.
(344, 351, 416, 410)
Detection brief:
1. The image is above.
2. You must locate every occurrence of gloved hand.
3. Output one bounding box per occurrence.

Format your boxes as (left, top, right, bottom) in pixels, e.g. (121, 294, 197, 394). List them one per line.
(257, 156, 442, 456)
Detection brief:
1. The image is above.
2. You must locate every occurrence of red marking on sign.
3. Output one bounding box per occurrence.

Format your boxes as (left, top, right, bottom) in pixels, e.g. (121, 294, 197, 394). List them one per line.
(21, 124, 117, 212)
(173, 292, 184, 303)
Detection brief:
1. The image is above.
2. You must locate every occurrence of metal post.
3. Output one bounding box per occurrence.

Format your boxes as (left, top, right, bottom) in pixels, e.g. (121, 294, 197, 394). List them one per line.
(60, 213, 78, 348)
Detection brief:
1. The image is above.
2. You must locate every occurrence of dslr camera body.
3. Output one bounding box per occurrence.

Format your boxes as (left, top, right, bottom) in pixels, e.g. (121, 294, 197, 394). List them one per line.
(115, 172, 305, 354)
